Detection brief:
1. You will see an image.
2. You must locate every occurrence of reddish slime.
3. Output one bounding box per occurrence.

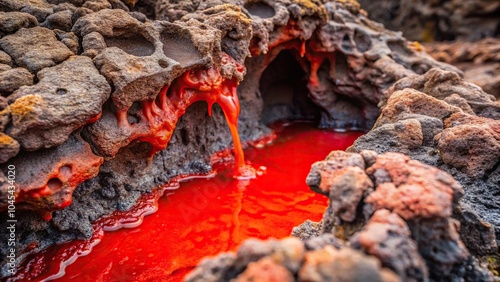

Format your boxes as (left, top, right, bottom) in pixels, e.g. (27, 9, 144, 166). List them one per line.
(115, 53, 250, 178)
(7, 123, 362, 282)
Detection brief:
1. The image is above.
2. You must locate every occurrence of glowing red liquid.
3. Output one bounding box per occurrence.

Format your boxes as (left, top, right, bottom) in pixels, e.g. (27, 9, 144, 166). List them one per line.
(8, 123, 362, 282)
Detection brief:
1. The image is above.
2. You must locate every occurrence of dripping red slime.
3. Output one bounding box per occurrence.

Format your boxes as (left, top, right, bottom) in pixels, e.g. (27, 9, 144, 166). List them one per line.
(115, 53, 251, 178)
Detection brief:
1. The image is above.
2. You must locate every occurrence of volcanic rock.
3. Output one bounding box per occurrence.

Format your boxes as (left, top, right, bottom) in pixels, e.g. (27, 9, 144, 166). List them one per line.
(5, 132, 103, 214)
(301, 150, 493, 280)
(382, 68, 499, 119)
(298, 246, 400, 282)
(0, 50, 13, 66)
(0, 132, 19, 163)
(0, 0, 488, 278)
(0, 12, 38, 36)
(0, 67, 33, 95)
(352, 209, 428, 281)
(425, 38, 500, 99)
(7, 55, 110, 151)
(0, 26, 73, 73)
(234, 257, 294, 282)
(186, 237, 400, 282)
(348, 68, 500, 263)
(436, 113, 500, 178)
(357, 0, 500, 42)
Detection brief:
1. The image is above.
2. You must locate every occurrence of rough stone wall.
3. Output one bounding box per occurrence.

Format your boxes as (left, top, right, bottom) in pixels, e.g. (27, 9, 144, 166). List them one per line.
(0, 0, 464, 277)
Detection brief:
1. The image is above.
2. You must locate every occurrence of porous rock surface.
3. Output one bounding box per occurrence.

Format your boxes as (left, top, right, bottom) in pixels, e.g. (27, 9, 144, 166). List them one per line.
(348, 69, 500, 255)
(296, 151, 493, 281)
(262, 68, 498, 280)
(0, 0, 484, 278)
(345, 69, 500, 278)
(185, 236, 400, 282)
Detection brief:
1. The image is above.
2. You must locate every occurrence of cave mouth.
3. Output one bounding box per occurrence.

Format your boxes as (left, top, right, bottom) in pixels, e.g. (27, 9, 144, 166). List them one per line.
(259, 50, 321, 126)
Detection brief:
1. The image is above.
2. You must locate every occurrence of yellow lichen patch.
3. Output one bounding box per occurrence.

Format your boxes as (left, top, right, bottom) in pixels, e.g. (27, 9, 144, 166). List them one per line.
(408, 41, 424, 52)
(482, 255, 500, 276)
(291, 0, 329, 22)
(10, 94, 44, 120)
(0, 132, 16, 145)
(224, 4, 252, 24)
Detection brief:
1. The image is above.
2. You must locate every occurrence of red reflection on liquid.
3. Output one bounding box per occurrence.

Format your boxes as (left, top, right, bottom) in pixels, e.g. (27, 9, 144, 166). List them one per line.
(8, 123, 362, 282)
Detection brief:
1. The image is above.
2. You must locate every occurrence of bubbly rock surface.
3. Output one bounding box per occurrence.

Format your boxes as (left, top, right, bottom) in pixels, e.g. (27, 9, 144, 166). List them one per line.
(348, 69, 500, 260)
(296, 151, 494, 281)
(186, 237, 400, 282)
(0, 0, 495, 279)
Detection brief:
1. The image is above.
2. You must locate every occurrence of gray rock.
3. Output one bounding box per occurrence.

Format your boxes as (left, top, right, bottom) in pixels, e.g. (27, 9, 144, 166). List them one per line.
(40, 9, 73, 31)
(0, 26, 73, 73)
(53, 30, 79, 54)
(0, 67, 34, 94)
(7, 56, 110, 151)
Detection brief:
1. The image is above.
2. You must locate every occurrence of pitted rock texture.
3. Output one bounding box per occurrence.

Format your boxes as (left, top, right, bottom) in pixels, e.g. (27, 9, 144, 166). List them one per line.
(352, 209, 428, 281)
(436, 113, 500, 178)
(0, 26, 74, 73)
(357, 0, 500, 42)
(7, 55, 111, 151)
(0, 0, 474, 278)
(299, 151, 494, 281)
(425, 38, 500, 99)
(345, 68, 499, 278)
(185, 237, 400, 282)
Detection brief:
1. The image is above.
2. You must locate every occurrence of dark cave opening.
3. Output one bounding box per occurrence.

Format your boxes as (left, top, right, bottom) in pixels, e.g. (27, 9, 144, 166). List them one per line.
(259, 50, 321, 125)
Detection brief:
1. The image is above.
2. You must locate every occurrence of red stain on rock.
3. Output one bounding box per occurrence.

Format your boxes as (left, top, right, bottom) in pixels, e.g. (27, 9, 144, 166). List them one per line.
(12, 134, 103, 220)
(7, 53, 251, 216)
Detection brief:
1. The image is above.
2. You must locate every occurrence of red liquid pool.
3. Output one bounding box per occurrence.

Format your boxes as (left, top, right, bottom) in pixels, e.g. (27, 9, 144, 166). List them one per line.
(8, 123, 362, 282)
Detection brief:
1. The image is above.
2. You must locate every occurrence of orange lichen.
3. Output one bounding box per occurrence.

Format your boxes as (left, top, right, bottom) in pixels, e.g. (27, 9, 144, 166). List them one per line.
(0, 132, 15, 145)
(9, 94, 44, 117)
(116, 53, 253, 178)
(408, 41, 424, 52)
(291, 0, 329, 21)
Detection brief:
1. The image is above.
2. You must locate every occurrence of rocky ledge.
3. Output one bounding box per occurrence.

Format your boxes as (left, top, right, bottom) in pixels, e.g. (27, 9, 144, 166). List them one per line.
(0, 0, 498, 279)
